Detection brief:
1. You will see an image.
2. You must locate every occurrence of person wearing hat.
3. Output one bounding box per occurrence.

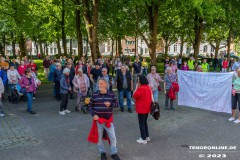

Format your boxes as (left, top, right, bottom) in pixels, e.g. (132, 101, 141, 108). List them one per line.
(90, 62, 102, 93)
(73, 68, 90, 108)
(53, 63, 63, 101)
(59, 68, 71, 115)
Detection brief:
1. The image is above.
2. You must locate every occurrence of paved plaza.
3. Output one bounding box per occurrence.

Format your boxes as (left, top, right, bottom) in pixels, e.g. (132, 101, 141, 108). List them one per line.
(0, 84, 240, 160)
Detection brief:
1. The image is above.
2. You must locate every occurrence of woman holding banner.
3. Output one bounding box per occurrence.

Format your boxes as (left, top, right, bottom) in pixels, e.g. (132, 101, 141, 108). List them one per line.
(164, 67, 177, 110)
(229, 69, 240, 123)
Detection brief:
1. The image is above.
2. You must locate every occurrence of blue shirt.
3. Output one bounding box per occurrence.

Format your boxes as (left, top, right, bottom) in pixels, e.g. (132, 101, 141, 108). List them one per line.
(232, 62, 240, 71)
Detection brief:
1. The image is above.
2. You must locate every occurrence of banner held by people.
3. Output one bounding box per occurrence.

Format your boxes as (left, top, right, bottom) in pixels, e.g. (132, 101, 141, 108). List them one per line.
(178, 70, 234, 114)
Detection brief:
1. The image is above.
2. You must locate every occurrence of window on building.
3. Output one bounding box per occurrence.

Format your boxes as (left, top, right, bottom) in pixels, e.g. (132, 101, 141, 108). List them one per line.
(203, 45, 208, 52)
(168, 47, 170, 52)
(50, 48, 53, 54)
(211, 47, 215, 52)
(145, 48, 148, 53)
(174, 44, 177, 52)
(54, 48, 57, 54)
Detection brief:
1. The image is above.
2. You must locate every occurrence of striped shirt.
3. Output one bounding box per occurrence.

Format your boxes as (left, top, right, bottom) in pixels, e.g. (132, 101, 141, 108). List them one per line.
(89, 91, 118, 119)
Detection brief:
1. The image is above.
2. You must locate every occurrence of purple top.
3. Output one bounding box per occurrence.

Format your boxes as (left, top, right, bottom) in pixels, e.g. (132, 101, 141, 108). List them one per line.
(19, 76, 36, 92)
(181, 65, 189, 71)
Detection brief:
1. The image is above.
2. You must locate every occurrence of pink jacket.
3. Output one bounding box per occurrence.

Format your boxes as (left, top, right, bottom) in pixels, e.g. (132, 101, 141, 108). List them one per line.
(19, 76, 36, 92)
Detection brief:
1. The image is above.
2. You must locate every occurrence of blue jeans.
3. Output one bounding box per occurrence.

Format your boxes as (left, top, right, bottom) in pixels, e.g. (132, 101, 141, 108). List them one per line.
(92, 82, 97, 93)
(97, 122, 117, 155)
(118, 89, 132, 109)
(152, 89, 158, 102)
(26, 92, 33, 111)
(142, 67, 148, 75)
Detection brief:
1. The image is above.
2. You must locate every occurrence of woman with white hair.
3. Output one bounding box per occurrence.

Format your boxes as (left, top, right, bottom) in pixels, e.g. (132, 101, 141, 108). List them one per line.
(147, 66, 163, 102)
(73, 68, 90, 109)
(59, 68, 72, 115)
(164, 67, 177, 110)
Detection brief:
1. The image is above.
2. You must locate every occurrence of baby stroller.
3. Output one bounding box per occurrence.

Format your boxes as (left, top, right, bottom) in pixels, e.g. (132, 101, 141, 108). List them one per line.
(8, 84, 20, 104)
(75, 90, 90, 114)
(8, 84, 27, 104)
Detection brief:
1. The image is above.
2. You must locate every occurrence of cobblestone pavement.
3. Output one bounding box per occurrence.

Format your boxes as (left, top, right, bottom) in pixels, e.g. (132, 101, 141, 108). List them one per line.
(0, 113, 38, 151)
(0, 84, 240, 160)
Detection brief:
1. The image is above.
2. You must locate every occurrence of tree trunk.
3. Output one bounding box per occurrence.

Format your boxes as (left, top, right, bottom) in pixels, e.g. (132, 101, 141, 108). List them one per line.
(69, 39, 73, 56)
(11, 33, 16, 58)
(117, 36, 121, 56)
(227, 28, 232, 60)
(180, 35, 184, 57)
(82, 0, 100, 60)
(135, 37, 137, 56)
(75, 0, 83, 58)
(0, 43, 3, 55)
(56, 38, 61, 55)
(86, 37, 89, 59)
(61, 0, 67, 56)
(164, 43, 168, 58)
(2, 34, 6, 57)
(215, 41, 220, 58)
(35, 44, 39, 56)
(18, 34, 27, 58)
(39, 41, 43, 57)
(115, 37, 118, 55)
(145, 2, 160, 66)
(111, 38, 114, 57)
(193, 15, 204, 65)
(45, 43, 49, 56)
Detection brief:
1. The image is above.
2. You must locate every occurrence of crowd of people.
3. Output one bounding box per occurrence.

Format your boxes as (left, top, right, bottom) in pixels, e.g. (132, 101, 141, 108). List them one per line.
(1, 53, 240, 160)
(0, 56, 40, 116)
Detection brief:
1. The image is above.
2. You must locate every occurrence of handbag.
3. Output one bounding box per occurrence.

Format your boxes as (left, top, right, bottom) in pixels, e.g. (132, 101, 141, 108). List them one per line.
(158, 85, 162, 92)
(150, 86, 160, 120)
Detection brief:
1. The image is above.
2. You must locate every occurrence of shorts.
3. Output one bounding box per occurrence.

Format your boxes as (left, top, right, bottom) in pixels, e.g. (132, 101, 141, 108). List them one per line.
(232, 93, 240, 110)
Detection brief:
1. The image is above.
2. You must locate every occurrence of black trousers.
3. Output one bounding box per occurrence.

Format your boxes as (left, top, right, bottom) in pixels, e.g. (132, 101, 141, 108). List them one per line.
(138, 114, 149, 140)
(54, 82, 60, 100)
(69, 82, 74, 98)
(60, 94, 68, 111)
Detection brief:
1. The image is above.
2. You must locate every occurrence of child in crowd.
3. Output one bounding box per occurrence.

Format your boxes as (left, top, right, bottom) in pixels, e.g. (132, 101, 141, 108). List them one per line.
(181, 61, 189, 71)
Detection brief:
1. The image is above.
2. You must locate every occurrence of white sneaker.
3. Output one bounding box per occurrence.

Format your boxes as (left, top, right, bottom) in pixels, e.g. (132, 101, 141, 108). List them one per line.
(123, 101, 127, 106)
(131, 101, 135, 105)
(59, 111, 66, 115)
(146, 137, 150, 141)
(233, 119, 240, 124)
(137, 138, 147, 144)
(228, 117, 235, 121)
(33, 97, 36, 100)
(63, 109, 71, 114)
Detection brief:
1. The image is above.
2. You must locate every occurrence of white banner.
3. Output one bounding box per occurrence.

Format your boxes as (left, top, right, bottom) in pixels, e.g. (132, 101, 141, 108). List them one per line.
(178, 70, 234, 114)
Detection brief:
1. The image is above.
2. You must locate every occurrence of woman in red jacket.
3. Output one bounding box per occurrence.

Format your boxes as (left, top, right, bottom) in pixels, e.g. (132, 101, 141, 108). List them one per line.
(133, 75, 152, 144)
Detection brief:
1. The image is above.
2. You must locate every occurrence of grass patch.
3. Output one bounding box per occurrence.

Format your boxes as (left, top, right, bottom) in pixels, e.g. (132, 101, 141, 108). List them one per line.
(35, 59, 50, 84)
